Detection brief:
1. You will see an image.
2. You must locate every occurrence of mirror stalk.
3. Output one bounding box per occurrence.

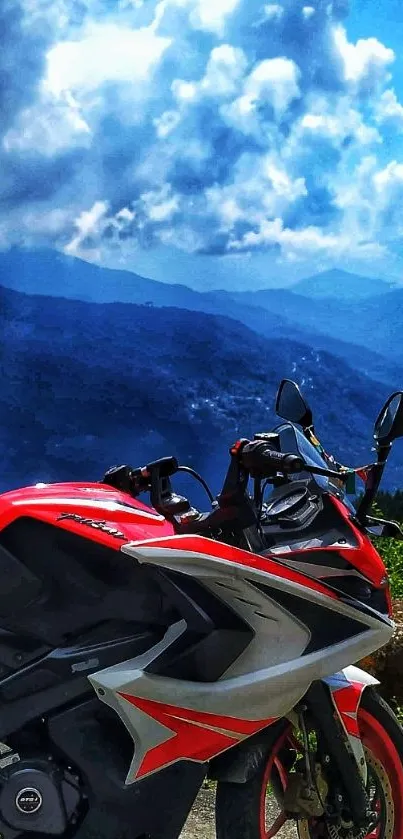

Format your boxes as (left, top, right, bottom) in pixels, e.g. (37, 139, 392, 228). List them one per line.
(355, 443, 391, 524)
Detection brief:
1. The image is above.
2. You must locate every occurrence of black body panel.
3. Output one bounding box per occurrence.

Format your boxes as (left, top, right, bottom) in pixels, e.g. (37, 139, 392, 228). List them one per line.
(146, 570, 254, 682)
(252, 582, 367, 655)
(261, 491, 357, 551)
(0, 514, 255, 839)
(48, 698, 206, 839)
(0, 627, 160, 739)
(0, 518, 170, 646)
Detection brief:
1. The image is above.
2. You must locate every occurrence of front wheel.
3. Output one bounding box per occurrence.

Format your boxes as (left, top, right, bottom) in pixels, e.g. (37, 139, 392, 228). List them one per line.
(215, 690, 403, 839)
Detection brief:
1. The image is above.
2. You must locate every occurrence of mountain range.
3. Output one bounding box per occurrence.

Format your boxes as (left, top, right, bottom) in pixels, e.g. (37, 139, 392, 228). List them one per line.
(1, 261, 402, 495)
(291, 269, 397, 299)
(0, 247, 402, 493)
(1, 248, 402, 387)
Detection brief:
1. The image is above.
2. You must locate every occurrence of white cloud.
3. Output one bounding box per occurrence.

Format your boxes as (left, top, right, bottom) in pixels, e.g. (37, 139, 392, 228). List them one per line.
(245, 58, 301, 117)
(222, 57, 301, 134)
(229, 216, 386, 263)
(172, 44, 248, 103)
(373, 161, 403, 238)
(153, 109, 181, 138)
(334, 156, 403, 250)
(200, 45, 248, 97)
(153, 0, 241, 36)
(141, 185, 180, 221)
(65, 200, 110, 259)
(188, 0, 241, 35)
(228, 217, 341, 254)
(3, 90, 91, 156)
(334, 26, 394, 93)
(46, 21, 171, 96)
(294, 96, 381, 148)
(2, 0, 403, 279)
(374, 89, 403, 129)
(206, 152, 307, 233)
(262, 4, 283, 21)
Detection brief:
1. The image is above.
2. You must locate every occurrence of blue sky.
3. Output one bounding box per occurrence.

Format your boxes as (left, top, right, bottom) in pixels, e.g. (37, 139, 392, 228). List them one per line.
(2, 0, 403, 290)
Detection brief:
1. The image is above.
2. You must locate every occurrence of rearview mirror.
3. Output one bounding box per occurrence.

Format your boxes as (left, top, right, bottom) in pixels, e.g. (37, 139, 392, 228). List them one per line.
(275, 379, 313, 428)
(374, 392, 403, 446)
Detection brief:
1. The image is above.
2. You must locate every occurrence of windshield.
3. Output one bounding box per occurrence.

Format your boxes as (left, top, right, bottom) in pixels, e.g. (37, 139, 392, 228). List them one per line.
(274, 422, 353, 507)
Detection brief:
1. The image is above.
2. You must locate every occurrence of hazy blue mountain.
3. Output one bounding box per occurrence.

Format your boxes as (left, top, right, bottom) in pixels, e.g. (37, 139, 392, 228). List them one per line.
(230, 287, 403, 366)
(0, 248, 311, 342)
(1, 248, 402, 389)
(1, 283, 402, 496)
(210, 287, 403, 384)
(0, 247, 200, 307)
(291, 269, 397, 300)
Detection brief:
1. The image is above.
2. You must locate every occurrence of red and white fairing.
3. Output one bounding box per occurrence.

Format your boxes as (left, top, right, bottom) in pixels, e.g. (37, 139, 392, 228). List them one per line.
(0, 482, 393, 785)
(0, 482, 175, 545)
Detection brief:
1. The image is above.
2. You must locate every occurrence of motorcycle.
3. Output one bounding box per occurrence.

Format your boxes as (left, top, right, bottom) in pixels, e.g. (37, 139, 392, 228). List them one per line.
(0, 379, 402, 839)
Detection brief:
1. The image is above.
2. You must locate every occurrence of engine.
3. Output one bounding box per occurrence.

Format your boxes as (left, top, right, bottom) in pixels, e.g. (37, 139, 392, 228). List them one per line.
(0, 743, 83, 837)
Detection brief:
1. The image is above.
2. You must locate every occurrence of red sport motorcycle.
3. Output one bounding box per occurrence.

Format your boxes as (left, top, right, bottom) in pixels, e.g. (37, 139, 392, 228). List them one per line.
(0, 379, 402, 839)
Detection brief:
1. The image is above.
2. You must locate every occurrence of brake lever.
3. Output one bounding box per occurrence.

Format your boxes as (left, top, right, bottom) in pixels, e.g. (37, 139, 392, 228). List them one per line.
(365, 515, 403, 539)
(304, 464, 350, 481)
(307, 462, 386, 483)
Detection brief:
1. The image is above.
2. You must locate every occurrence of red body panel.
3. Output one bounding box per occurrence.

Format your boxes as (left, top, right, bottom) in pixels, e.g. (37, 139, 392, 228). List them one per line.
(328, 672, 369, 739)
(129, 533, 340, 600)
(0, 482, 174, 548)
(267, 495, 387, 589)
(0, 484, 385, 603)
(118, 693, 276, 779)
(329, 497, 387, 588)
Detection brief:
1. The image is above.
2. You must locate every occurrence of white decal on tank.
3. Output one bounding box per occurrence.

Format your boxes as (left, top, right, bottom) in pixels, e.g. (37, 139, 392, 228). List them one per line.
(12, 498, 164, 520)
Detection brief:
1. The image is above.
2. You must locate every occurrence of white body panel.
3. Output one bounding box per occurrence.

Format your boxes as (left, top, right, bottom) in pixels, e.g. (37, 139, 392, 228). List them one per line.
(88, 540, 392, 782)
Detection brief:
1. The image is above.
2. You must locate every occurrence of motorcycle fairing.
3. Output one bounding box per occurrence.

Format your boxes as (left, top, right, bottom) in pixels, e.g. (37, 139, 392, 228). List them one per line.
(0, 482, 175, 548)
(88, 536, 392, 783)
(324, 665, 380, 782)
(263, 494, 387, 590)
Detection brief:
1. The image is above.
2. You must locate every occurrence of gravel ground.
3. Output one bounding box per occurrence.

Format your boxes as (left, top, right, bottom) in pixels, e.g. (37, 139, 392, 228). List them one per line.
(180, 784, 299, 839)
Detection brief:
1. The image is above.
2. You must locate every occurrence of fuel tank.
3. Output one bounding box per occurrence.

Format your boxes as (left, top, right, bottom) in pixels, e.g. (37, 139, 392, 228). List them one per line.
(0, 483, 175, 649)
(0, 481, 174, 547)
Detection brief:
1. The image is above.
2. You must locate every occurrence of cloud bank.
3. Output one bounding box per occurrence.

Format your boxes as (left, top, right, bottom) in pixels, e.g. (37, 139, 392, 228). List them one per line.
(1, 0, 403, 278)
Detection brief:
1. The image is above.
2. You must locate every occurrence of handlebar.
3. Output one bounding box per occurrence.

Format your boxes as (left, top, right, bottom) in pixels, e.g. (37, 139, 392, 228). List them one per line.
(103, 456, 179, 496)
(236, 439, 345, 481)
(239, 440, 305, 476)
(102, 442, 349, 504)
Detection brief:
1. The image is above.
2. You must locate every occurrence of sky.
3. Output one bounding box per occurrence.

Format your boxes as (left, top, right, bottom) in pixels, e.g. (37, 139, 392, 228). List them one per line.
(2, 0, 403, 290)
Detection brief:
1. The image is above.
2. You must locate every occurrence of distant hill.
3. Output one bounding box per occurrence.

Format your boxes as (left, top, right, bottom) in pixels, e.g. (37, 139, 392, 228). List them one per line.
(0, 247, 199, 306)
(1, 248, 402, 390)
(291, 269, 397, 300)
(1, 283, 402, 495)
(229, 286, 403, 367)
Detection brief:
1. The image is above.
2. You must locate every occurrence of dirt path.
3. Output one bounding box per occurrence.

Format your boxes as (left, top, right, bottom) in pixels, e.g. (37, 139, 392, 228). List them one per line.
(181, 784, 299, 839)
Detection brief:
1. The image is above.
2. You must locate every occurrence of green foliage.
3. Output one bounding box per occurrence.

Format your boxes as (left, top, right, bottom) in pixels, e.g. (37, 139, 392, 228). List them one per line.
(374, 537, 403, 599)
(372, 496, 403, 599)
(355, 492, 403, 599)
(395, 705, 403, 724)
(377, 491, 403, 522)
(374, 492, 403, 599)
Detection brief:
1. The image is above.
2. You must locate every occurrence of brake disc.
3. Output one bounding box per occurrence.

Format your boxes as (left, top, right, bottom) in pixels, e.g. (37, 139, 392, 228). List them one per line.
(297, 746, 394, 839)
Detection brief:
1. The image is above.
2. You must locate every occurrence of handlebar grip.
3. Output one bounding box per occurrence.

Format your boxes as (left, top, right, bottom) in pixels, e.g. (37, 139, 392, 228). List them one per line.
(102, 465, 138, 493)
(281, 454, 306, 473)
(102, 457, 179, 496)
(145, 456, 179, 478)
(240, 442, 305, 476)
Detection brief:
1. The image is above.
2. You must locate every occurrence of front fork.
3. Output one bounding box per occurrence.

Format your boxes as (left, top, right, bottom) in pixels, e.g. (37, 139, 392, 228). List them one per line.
(324, 666, 379, 785)
(303, 666, 379, 828)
